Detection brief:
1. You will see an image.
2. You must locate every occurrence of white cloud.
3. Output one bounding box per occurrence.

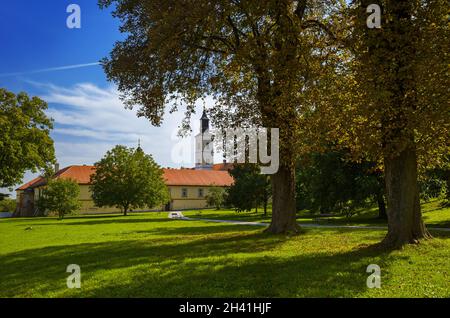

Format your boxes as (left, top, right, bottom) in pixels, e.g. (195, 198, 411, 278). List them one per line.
(40, 82, 203, 166)
(1, 82, 226, 197)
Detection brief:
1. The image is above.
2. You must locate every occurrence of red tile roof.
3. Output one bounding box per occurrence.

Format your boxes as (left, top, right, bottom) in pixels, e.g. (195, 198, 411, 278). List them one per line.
(16, 176, 45, 190)
(212, 163, 234, 171)
(16, 165, 95, 190)
(163, 168, 234, 187)
(56, 165, 95, 184)
(17, 165, 233, 190)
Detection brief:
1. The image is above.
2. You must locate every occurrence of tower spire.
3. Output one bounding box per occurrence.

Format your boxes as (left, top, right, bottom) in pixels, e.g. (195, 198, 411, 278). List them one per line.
(200, 106, 209, 133)
(195, 102, 213, 170)
(136, 138, 143, 152)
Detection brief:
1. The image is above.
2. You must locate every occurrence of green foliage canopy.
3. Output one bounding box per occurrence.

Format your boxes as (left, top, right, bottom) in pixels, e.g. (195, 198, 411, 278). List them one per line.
(296, 151, 384, 217)
(90, 146, 169, 215)
(0, 88, 55, 188)
(0, 199, 16, 213)
(37, 179, 81, 219)
(315, 0, 450, 170)
(206, 186, 226, 210)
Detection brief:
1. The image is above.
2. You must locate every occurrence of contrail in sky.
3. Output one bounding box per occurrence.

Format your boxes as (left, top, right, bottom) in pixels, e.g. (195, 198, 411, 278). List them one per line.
(0, 62, 101, 78)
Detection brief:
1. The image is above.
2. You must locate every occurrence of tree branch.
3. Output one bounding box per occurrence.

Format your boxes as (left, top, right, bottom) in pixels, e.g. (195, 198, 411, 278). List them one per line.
(302, 19, 337, 41)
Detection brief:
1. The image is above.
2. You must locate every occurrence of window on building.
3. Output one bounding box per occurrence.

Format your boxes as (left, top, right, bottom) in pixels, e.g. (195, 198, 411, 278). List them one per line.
(182, 188, 188, 198)
(198, 188, 204, 198)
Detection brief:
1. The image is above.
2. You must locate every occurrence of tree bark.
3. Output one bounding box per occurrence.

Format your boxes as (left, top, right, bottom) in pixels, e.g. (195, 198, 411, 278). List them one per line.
(382, 147, 431, 248)
(265, 165, 300, 234)
(263, 180, 269, 216)
(376, 192, 387, 219)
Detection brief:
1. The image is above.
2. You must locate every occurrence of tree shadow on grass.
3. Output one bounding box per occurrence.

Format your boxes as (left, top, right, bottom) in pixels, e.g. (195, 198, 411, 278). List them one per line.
(75, 243, 401, 297)
(3, 214, 126, 223)
(192, 213, 271, 223)
(0, 231, 284, 297)
(123, 223, 265, 237)
(0, 224, 412, 298)
(27, 217, 173, 227)
(427, 221, 450, 229)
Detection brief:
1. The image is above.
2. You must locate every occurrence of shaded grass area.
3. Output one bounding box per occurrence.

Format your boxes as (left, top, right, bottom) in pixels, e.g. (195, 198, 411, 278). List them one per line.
(0, 212, 449, 298)
(184, 200, 450, 229)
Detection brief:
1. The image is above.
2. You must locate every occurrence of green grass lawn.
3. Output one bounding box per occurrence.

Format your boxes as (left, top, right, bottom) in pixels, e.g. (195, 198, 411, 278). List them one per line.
(184, 199, 450, 229)
(0, 207, 449, 298)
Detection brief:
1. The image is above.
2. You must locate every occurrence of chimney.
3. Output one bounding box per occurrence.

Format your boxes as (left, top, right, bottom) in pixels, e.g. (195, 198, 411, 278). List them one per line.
(54, 163, 60, 173)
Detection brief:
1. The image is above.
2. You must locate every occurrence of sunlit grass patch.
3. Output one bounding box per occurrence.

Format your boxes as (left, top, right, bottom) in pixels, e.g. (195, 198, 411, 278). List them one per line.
(0, 211, 448, 298)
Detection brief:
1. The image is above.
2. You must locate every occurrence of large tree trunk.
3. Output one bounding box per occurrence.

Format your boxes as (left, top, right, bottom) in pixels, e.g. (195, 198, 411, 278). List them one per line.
(263, 197, 268, 216)
(263, 179, 269, 216)
(382, 147, 431, 248)
(265, 165, 300, 234)
(376, 192, 387, 219)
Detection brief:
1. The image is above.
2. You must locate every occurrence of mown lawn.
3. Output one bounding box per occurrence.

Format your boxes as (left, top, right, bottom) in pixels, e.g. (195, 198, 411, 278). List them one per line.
(0, 210, 449, 298)
(184, 199, 450, 229)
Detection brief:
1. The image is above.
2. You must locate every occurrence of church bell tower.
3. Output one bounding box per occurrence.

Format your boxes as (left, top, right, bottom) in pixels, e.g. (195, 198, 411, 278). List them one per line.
(195, 108, 214, 169)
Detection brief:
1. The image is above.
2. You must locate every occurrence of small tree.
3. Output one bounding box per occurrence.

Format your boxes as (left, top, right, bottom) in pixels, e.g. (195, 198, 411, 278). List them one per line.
(228, 164, 271, 215)
(205, 186, 225, 210)
(90, 145, 169, 216)
(0, 88, 55, 188)
(37, 179, 81, 219)
(0, 198, 16, 213)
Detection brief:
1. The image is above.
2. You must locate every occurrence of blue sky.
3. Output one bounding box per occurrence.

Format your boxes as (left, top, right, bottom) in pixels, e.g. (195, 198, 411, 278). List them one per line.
(0, 1, 212, 196)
